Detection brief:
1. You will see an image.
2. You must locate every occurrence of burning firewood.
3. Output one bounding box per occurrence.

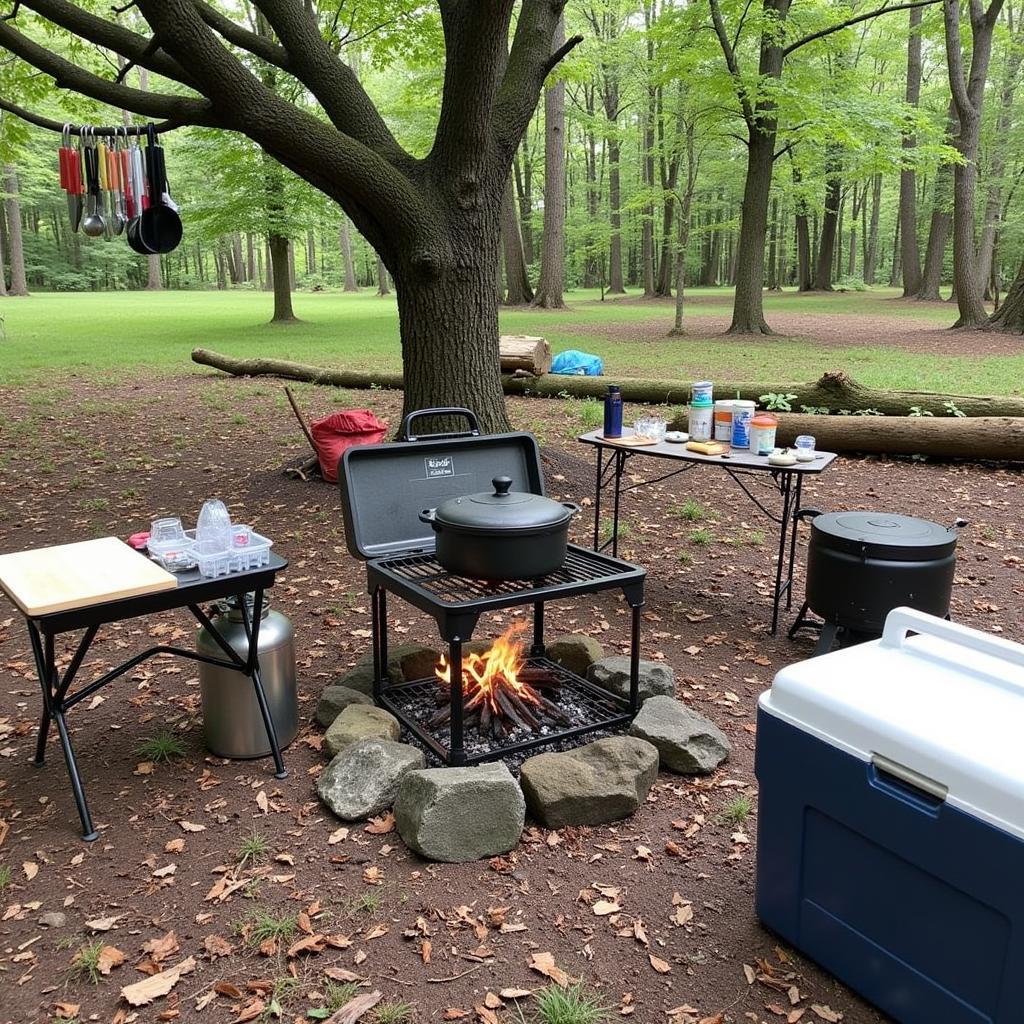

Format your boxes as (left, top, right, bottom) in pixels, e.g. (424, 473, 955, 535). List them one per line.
(432, 623, 563, 735)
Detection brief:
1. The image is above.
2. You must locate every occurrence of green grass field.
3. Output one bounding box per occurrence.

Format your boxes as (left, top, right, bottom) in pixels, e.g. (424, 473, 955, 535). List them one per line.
(1, 286, 1021, 395)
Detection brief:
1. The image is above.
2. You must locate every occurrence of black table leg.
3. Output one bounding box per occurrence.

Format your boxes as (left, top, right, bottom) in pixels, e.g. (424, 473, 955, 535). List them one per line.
(371, 585, 386, 702)
(28, 624, 99, 840)
(786, 474, 804, 611)
(610, 450, 625, 558)
(239, 589, 287, 779)
(592, 448, 603, 550)
(770, 471, 795, 636)
(448, 639, 465, 766)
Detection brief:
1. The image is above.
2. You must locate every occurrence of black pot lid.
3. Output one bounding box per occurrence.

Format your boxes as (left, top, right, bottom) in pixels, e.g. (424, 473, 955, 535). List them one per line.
(812, 511, 957, 559)
(433, 476, 572, 533)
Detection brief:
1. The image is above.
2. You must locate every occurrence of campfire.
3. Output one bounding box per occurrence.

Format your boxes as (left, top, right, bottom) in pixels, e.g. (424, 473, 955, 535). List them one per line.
(431, 623, 569, 738)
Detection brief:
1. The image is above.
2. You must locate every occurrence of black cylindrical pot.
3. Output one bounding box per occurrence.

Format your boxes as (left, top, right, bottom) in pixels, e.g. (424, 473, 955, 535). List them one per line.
(806, 512, 957, 634)
(420, 476, 579, 580)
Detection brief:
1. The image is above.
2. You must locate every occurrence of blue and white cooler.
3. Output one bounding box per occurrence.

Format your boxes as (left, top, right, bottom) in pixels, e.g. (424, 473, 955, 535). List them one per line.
(756, 607, 1024, 1024)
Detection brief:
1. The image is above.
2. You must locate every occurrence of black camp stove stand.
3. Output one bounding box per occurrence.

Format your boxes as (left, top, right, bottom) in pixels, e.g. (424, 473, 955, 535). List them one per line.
(365, 545, 646, 766)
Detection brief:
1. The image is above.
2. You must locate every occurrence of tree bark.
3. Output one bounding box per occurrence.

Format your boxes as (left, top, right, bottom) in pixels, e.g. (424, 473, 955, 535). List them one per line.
(0, 206, 7, 297)
(917, 121, 955, 302)
(899, 5, 925, 295)
(499, 334, 551, 373)
(268, 234, 298, 322)
(985, 259, 1024, 331)
(767, 196, 780, 290)
(193, 352, 1024, 419)
(2, 165, 29, 296)
(376, 254, 390, 296)
(700, 194, 724, 286)
(812, 154, 841, 291)
(339, 216, 359, 292)
(513, 143, 535, 265)
(533, 14, 567, 309)
(944, 0, 1004, 327)
(501, 177, 533, 304)
(864, 173, 882, 284)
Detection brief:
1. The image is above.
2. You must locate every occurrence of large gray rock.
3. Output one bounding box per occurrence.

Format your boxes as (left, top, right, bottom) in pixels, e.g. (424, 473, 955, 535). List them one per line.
(588, 656, 675, 702)
(629, 696, 730, 774)
(316, 685, 373, 728)
(317, 739, 425, 821)
(545, 635, 604, 677)
(333, 662, 378, 696)
(324, 704, 400, 758)
(519, 736, 659, 828)
(354, 643, 441, 684)
(395, 763, 525, 863)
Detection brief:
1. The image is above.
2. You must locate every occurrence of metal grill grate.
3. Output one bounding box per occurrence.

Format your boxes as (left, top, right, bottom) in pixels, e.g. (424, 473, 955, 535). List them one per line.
(373, 545, 638, 606)
(378, 656, 633, 765)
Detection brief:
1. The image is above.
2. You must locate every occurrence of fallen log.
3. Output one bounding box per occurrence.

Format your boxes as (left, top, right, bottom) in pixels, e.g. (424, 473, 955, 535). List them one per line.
(192, 349, 1024, 419)
(500, 335, 551, 375)
(667, 410, 1024, 460)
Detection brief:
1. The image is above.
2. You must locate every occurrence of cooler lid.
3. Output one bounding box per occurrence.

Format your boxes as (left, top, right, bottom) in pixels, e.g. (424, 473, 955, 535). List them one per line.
(811, 511, 956, 559)
(760, 608, 1024, 840)
(339, 425, 545, 560)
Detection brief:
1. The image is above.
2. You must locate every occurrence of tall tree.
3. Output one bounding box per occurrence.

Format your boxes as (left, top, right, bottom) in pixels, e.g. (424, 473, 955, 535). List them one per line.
(944, 0, 1005, 326)
(0, 0, 579, 432)
(3, 165, 28, 296)
(501, 178, 534, 303)
(812, 150, 842, 290)
(710, 0, 941, 333)
(899, 6, 925, 295)
(533, 14, 569, 309)
(340, 216, 359, 292)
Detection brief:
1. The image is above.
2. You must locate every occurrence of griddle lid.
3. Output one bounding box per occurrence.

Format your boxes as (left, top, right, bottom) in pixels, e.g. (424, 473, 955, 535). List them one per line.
(811, 511, 957, 560)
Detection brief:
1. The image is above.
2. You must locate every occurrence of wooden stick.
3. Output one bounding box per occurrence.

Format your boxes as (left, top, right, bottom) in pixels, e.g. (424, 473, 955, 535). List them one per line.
(284, 386, 318, 455)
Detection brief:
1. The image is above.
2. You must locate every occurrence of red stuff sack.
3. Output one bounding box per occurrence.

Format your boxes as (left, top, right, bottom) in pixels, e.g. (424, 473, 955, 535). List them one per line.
(310, 409, 388, 483)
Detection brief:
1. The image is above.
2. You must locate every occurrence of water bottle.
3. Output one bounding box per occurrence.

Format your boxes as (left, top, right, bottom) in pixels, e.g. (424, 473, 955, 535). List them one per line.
(603, 385, 623, 438)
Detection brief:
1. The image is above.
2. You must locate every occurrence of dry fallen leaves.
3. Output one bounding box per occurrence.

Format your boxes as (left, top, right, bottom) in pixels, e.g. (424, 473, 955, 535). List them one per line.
(120, 955, 196, 1007)
(649, 953, 672, 974)
(97, 945, 126, 975)
(324, 989, 382, 1023)
(22, 861, 38, 881)
(364, 812, 395, 834)
(811, 1007, 843, 1022)
(528, 951, 570, 987)
(85, 915, 121, 932)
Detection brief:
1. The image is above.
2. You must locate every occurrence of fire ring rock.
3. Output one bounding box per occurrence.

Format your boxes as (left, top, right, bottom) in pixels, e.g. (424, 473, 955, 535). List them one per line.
(317, 739, 425, 821)
(587, 656, 675, 702)
(395, 763, 526, 863)
(545, 635, 605, 676)
(316, 684, 373, 728)
(324, 704, 400, 758)
(519, 736, 659, 828)
(354, 642, 442, 683)
(628, 695, 731, 774)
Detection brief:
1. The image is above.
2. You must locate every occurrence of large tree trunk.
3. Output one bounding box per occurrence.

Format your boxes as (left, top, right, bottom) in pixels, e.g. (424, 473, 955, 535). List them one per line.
(864, 173, 882, 285)
(513, 143, 535, 266)
(268, 234, 298, 322)
(812, 155, 841, 291)
(899, 5, 925, 296)
(985, 258, 1024, 331)
(730, 129, 775, 331)
(2, 165, 28, 296)
(916, 137, 955, 301)
(501, 178, 534, 304)
(194, 351, 1024, 422)
(607, 137, 625, 293)
(944, 0, 1002, 327)
(376, 254, 391, 296)
(339, 216, 359, 292)
(0, 207, 7, 297)
(700, 194, 724, 286)
(533, 15, 567, 309)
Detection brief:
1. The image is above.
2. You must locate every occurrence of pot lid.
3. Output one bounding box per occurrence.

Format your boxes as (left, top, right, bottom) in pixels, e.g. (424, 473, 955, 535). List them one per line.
(812, 511, 957, 559)
(433, 476, 572, 533)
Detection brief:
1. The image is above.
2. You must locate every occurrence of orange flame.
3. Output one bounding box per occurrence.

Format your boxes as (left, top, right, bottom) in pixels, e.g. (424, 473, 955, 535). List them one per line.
(435, 621, 543, 714)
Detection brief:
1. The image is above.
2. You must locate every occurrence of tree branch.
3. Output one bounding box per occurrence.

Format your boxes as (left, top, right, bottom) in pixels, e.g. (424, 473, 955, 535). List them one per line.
(494, 0, 571, 153)
(709, 0, 754, 127)
(543, 33, 584, 76)
(783, 0, 943, 57)
(249, 0, 410, 167)
(16, 0, 193, 85)
(0, 18, 217, 123)
(0, 96, 188, 132)
(943, 0, 974, 118)
(191, 0, 291, 69)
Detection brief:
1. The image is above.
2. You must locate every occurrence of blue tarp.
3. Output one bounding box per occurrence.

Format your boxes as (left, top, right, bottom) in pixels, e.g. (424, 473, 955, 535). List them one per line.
(550, 350, 604, 376)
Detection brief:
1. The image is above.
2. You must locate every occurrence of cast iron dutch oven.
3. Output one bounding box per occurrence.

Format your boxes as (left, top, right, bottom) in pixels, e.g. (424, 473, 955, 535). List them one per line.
(419, 476, 580, 580)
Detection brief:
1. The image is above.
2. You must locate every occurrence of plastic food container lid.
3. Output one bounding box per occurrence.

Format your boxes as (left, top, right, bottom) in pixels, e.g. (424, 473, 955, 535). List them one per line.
(751, 413, 779, 427)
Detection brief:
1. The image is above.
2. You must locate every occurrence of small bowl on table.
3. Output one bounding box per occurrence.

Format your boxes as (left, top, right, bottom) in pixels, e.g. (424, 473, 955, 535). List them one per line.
(633, 417, 668, 444)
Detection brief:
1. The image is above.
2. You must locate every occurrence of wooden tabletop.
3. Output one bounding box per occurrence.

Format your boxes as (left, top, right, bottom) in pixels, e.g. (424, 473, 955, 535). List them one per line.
(0, 537, 178, 617)
(578, 429, 839, 474)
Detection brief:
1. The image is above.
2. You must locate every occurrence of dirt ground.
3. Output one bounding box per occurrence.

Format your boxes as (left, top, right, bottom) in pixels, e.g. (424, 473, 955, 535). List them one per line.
(0, 375, 1021, 1024)
(561, 294, 1024, 357)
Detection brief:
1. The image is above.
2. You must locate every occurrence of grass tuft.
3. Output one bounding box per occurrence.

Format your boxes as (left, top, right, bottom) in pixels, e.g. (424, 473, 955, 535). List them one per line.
(523, 982, 611, 1024)
(0, 865, 12, 891)
(371, 1003, 416, 1024)
(237, 829, 271, 869)
(135, 731, 186, 763)
(674, 499, 707, 522)
(720, 794, 753, 826)
(236, 908, 299, 948)
(688, 527, 713, 546)
(70, 940, 106, 984)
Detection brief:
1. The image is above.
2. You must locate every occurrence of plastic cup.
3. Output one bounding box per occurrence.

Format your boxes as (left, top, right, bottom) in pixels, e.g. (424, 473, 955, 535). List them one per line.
(150, 517, 185, 544)
(232, 525, 252, 548)
(795, 435, 816, 452)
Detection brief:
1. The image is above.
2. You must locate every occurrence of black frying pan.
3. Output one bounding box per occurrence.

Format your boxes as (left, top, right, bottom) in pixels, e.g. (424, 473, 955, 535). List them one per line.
(137, 124, 182, 255)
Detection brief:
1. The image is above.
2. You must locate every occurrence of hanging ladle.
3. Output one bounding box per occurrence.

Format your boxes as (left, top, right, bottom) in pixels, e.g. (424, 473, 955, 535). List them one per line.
(80, 128, 106, 238)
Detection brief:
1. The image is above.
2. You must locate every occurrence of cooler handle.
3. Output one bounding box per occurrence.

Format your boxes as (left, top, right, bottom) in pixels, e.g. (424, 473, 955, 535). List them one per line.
(880, 606, 1024, 671)
(398, 407, 481, 442)
(870, 753, 948, 804)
